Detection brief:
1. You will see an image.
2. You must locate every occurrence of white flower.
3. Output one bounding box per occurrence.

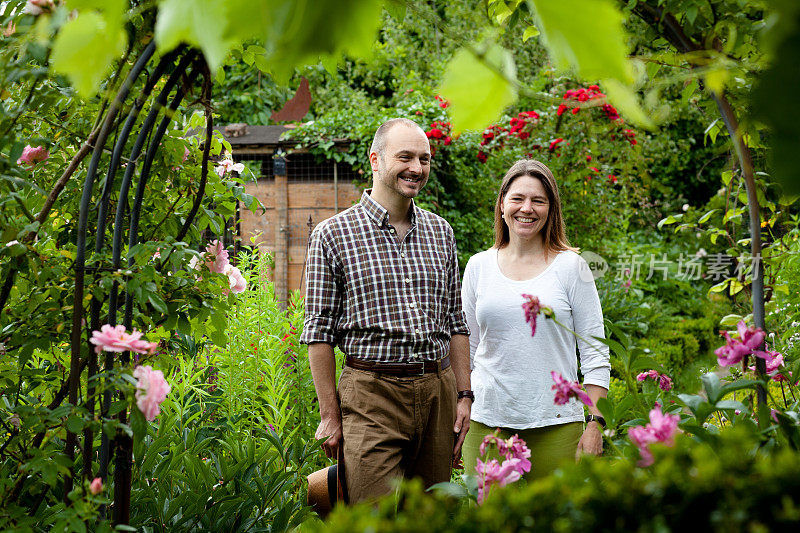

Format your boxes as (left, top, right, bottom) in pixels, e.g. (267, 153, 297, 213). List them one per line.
(696, 248, 708, 258)
(682, 203, 690, 212)
(188, 255, 201, 270)
(5, 240, 19, 247)
(214, 159, 245, 177)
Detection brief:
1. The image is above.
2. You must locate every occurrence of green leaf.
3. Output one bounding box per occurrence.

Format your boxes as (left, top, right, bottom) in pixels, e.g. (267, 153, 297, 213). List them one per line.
(522, 25, 540, 42)
(66, 415, 83, 434)
(526, 0, 633, 83)
(657, 214, 682, 229)
(719, 314, 743, 327)
(50, 12, 127, 97)
(596, 397, 615, 427)
(428, 481, 467, 499)
(602, 79, 655, 129)
(440, 40, 517, 132)
(130, 406, 148, 446)
(701, 373, 722, 404)
(154, 0, 233, 72)
(698, 209, 718, 223)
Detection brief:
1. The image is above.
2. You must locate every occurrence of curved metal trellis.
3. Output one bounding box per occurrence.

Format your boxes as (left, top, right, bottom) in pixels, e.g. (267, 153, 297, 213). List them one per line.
(58, 42, 212, 526)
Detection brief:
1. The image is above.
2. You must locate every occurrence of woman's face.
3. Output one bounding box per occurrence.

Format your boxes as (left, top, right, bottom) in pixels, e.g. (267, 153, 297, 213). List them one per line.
(501, 175, 549, 242)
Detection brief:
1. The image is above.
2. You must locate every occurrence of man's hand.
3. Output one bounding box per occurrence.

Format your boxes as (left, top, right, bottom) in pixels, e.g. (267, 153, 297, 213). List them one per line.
(452, 397, 471, 467)
(316, 411, 343, 459)
(576, 422, 603, 458)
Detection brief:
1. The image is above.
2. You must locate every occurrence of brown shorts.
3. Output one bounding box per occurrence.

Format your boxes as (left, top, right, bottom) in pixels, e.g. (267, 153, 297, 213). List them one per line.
(338, 365, 457, 503)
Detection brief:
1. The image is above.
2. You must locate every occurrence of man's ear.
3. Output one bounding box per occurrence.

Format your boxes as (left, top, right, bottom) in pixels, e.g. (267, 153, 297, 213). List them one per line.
(369, 151, 380, 172)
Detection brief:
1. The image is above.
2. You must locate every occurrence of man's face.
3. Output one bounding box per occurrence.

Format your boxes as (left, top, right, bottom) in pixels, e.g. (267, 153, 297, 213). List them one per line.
(370, 125, 431, 199)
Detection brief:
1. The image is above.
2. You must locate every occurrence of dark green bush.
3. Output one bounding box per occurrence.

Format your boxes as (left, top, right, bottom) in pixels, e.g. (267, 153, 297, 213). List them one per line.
(314, 427, 800, 532)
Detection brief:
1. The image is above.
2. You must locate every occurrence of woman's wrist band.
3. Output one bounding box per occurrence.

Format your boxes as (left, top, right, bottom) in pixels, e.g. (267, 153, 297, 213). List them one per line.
(585, 414, 606, 428)
(457, 390, 475, 401)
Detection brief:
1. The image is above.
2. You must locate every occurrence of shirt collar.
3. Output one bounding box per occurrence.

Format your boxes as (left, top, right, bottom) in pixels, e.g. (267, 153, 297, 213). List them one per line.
(360, 189, 418, 228)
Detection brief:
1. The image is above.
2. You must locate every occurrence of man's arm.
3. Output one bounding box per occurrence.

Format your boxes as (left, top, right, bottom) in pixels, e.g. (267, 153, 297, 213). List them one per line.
(308, 342, 342, 459)
(450, 333, 471, 466)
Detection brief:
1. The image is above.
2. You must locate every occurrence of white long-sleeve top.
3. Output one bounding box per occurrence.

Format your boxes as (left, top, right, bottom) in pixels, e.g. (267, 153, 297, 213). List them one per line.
(462, 248, 610, 429)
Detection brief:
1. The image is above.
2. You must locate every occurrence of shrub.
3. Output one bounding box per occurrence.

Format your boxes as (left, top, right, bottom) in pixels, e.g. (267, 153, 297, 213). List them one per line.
(316, 426, 800, 532)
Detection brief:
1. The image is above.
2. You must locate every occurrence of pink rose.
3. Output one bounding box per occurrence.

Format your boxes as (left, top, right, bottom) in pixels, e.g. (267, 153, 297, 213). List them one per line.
(17, 145, 49, 167)
(89, 477, 103, 495)
(133, 365, 171, 421)
(223, 264, 247, 294)
(90, 324, 158, 355)
(204, 240, 229, 274)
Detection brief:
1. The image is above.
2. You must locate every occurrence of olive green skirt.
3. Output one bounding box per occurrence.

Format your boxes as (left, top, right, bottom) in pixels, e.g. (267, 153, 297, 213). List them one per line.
(462, 419, 583, 480)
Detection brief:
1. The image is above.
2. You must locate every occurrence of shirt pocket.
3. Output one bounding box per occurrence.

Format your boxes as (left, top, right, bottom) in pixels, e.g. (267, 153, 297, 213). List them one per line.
(417, 250, 449, 322)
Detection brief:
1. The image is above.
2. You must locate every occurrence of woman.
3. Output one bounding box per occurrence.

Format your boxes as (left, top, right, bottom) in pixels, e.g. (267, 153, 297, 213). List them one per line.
(461, 159, 610, 480)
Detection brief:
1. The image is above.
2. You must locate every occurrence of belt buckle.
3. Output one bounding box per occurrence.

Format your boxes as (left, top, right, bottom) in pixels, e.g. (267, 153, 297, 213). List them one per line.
(408, 360, 425, 377)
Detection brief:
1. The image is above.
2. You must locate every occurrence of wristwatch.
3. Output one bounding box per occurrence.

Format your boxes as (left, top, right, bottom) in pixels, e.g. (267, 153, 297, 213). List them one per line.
(585, 414, 606, 428)
(457, 390, 475, 401)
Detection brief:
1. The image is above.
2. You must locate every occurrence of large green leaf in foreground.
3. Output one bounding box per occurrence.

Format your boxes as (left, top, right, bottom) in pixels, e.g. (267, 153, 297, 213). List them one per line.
(439, 40, 517, 133)
(51, 11, 127, 97)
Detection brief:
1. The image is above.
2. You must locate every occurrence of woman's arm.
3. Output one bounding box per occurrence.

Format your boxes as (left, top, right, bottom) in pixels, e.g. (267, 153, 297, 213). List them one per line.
(576, 384, 608, 457)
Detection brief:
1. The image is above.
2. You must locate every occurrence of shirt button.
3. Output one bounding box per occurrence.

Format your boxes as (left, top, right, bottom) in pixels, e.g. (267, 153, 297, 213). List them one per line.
(408, 302, 416, 309)
(415, 328, 421, 335)
(389, 227, 396, 234)
(404, 277, 411, 283)
(400, 252, 405, 257)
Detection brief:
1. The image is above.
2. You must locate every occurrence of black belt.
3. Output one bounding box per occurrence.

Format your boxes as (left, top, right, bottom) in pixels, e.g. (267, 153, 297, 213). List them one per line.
(345, 355, 450, 377)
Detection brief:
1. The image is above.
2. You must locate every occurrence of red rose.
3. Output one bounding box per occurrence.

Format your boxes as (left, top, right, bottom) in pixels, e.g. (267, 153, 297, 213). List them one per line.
(444, 136, 452, 145)
(477, 151, 488, 163)
(519, 131, 530, 139)
(556, 104, 568, 116)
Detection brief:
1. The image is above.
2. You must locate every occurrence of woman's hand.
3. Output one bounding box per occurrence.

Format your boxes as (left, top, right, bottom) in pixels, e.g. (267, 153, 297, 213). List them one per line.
(576, 421, 603, 458)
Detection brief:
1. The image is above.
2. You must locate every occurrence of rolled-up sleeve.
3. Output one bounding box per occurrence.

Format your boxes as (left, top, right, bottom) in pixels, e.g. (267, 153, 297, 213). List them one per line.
(446, 228, 470, 337)
(300, 225, 341, 345)
(569, 257, 611, 389)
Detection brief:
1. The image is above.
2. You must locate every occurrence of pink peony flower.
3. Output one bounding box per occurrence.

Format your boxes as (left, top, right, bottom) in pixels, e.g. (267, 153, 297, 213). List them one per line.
(628, 404, 680, 467)
(90, 324, 158, 355)
(214, 158, 244, 177)
(17, 145, 49, 167)
(636, 370, 673, 392)
(133, 365, 171, 421)
(521, 294, 542, 336)
(89, 477, 103, 495)
(551, 371, 593, 407)
(204, 240, 229, 273)
(715, 320, 766, 367)
(636, 370, 659, 382)
(475, 458, 522, 503)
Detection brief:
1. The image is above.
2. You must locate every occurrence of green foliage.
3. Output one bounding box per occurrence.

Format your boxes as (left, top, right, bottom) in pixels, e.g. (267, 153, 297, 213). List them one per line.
(317, 426, 800, 532)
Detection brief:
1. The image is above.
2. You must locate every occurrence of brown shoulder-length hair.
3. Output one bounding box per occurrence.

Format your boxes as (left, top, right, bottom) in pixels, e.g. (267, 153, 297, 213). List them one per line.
(493, 159, 577, 255)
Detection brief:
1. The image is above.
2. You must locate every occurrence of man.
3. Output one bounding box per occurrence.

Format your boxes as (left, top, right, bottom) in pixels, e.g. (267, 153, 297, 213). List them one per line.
(300, 118, 473, 504)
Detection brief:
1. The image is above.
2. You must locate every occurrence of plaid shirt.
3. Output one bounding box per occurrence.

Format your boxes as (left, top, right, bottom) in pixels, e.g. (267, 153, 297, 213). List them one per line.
(300, 190, 470, 362)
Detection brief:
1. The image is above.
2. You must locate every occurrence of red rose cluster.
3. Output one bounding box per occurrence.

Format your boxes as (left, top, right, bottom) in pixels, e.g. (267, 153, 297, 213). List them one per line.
(425, 121, 453, 156)
(435, 95, 450, 109)
(477, 111, 541, 163)
(557, 85, 621, 123)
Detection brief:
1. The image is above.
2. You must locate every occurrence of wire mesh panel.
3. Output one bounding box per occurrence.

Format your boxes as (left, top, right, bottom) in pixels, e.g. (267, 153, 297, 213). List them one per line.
(233, 149, 366, 297)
